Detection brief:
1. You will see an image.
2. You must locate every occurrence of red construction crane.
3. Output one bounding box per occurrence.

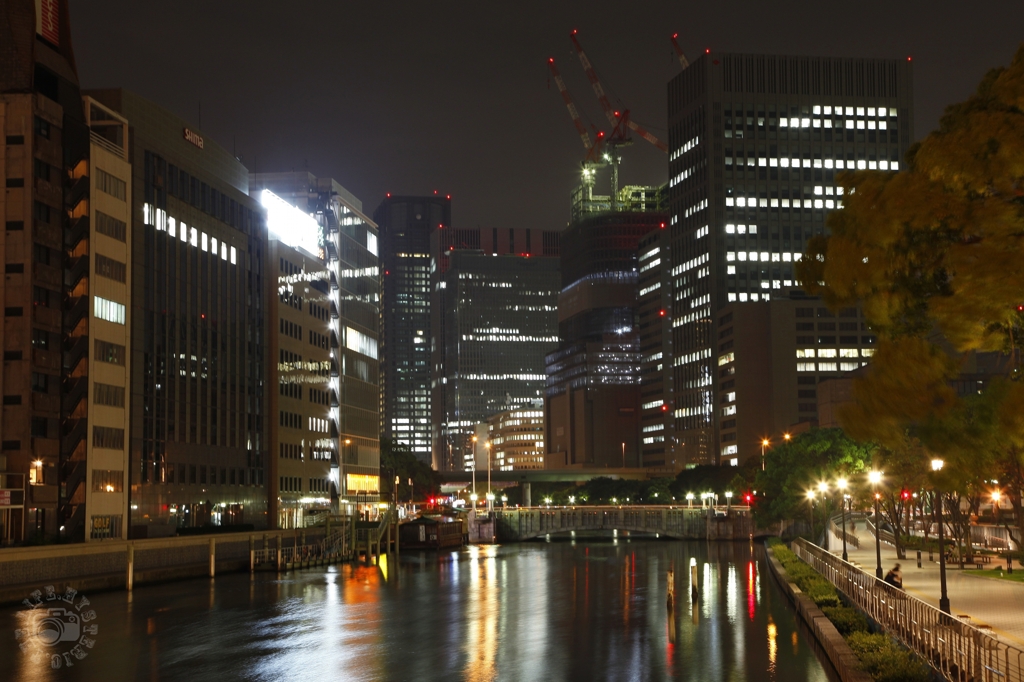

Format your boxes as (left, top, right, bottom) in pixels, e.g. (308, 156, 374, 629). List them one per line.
(548, 58, 592, 152)
(671, 33, 690, 69)
(570, 30, 668, 153)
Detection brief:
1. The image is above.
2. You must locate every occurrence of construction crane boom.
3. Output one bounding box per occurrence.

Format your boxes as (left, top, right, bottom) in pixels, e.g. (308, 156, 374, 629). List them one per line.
(622, 115, 668, 153)
(570, 30, 617, 126)
(671, 33, 690, 69)
(548, 58, 592, 151)
(570, 29, 669, 153)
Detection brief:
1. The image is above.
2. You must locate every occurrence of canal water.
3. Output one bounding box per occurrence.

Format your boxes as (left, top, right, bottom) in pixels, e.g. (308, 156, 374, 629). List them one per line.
(0, 539, 835, 682)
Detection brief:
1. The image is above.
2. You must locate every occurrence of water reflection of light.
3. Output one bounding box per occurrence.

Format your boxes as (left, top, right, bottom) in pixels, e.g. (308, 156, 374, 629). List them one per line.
(767, 619, 778, 673)
(747, 561, 756, 620)
(463, 544, 499, 682)
(701, 563, 713, 619)
(725, 563, 737, 623)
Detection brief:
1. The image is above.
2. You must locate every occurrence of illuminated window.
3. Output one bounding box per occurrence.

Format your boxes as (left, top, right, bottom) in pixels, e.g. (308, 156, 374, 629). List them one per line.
(797, 362, 815, 372)
(92, 469, 124, 492)
(346, 473, 380, 493)
(94, 297, 126, 325)
(29, 460, 44, 485)
(346, 327, 378, 359)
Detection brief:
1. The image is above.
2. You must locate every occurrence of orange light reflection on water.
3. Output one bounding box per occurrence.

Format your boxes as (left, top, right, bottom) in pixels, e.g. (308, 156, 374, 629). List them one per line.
(462, 545, 499, 682)
(747, 561, 756, 620)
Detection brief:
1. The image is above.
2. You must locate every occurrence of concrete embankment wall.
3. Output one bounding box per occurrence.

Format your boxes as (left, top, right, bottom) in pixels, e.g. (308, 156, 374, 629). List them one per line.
(764, 543, 873, 682)
(0, 529, 325, 606)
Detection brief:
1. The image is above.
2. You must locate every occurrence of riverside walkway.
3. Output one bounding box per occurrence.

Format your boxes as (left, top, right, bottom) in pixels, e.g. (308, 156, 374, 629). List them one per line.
(826, 520, 1024, 647)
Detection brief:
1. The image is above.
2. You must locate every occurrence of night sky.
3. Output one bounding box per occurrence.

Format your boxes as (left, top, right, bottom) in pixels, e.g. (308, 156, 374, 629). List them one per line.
(69, 1, 1023, 231)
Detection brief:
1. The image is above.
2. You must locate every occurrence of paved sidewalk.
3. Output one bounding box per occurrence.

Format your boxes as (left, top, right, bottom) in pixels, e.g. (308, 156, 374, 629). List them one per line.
(823, 520, 1024, 648)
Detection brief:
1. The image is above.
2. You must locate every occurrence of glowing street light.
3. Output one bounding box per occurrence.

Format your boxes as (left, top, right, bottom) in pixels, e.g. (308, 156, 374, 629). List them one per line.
(761, 438, 770, 471)
(686, 492, 694, 508)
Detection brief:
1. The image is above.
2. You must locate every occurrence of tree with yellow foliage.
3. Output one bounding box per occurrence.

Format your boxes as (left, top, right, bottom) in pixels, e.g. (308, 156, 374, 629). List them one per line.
(798, 45, 1024, 555)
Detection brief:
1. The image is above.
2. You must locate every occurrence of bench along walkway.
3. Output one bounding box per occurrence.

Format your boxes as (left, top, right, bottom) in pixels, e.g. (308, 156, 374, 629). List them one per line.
(826, 520, 1024, 648)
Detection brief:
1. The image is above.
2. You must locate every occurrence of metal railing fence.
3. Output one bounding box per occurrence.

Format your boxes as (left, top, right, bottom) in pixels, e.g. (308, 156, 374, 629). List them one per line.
(865, 516, 897, 547)
(828, 514, 861, 549)
(794, 538, 1024, 682)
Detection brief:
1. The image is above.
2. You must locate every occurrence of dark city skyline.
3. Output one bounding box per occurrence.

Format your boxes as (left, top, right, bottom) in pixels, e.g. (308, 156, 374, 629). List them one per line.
(69, 1, 1024, 233)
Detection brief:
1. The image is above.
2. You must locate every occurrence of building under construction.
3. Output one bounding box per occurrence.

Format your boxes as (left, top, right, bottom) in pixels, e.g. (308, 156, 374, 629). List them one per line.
(543, 32, 669, 471)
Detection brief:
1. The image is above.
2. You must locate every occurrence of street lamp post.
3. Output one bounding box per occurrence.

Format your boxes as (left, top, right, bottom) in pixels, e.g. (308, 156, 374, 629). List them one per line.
(932, 458, 950, 614)
(486, 442, 492, 512)
(817, 481, 828, 548)
(470, 436, 478, 500)
(761, 438, 770, 471)
(805, 490, 816, 540)
(869, 470, 884, 579)
(837, 478, 849, 562)
(686, 492, 694, 508)
(725, 491, 733, 512)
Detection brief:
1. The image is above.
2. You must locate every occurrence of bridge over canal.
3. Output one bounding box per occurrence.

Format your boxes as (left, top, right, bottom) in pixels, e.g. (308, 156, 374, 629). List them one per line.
(491, 505, 766, 542)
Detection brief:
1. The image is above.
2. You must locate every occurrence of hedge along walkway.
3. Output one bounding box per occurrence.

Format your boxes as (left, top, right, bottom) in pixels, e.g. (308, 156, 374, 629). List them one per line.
(830, 520, 1024, 647)
(766, 539, 931, 682)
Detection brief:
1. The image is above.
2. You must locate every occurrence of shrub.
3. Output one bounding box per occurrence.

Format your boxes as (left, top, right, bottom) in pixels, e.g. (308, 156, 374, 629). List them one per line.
(847, 632, 931, 682)
(803, 580, 841, 608)
(821, 606, 868, 636)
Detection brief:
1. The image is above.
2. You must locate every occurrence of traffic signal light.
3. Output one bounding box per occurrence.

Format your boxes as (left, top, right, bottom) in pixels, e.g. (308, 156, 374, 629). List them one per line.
(901, 490, 910, 501)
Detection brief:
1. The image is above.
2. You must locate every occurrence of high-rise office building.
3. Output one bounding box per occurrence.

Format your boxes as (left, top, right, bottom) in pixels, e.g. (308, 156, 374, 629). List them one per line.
(251, 171, 381, 525)
(0, 1, 117, 542)
(376, 195, 561, 472)
(545, 207, 667, 469)
(432, 249, 559, 472)
(637, 227, 679, 474)
(666, 53, 913, 466)
(87, 89, 269, 537)
(375, 196, 449, 465)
